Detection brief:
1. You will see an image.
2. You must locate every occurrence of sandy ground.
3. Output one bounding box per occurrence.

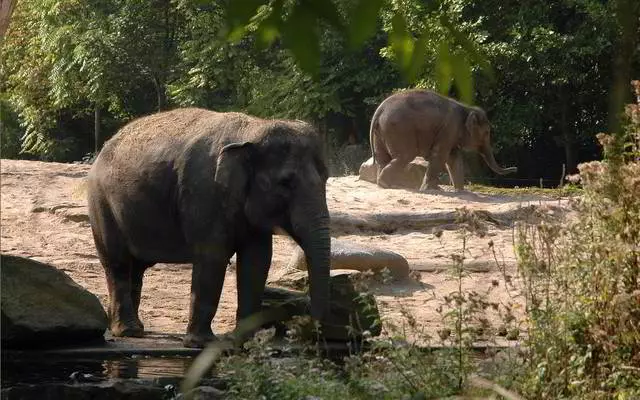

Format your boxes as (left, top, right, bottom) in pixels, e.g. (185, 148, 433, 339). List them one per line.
(1, 159, 570, 345)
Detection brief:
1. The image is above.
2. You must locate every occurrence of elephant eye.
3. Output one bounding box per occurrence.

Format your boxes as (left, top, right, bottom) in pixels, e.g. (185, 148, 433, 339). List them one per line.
(278, 173, 296, 189)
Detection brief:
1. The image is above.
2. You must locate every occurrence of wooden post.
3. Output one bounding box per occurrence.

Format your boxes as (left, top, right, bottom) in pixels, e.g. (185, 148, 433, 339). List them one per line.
(558, 163, 566, 188)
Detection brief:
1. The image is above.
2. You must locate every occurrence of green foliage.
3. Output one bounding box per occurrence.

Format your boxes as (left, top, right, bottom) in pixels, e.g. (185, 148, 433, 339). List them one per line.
(207, 329, 486, 399)
(1, 0, 638, 185)
(1, 0, 183, 158)
(0, 99, 23, 158)
(514, 82, 640, 399)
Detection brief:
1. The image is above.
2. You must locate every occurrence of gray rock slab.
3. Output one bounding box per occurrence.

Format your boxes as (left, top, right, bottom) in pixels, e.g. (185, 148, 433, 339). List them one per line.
(1, 254, 108, 348)
(288, 238, 410, 279)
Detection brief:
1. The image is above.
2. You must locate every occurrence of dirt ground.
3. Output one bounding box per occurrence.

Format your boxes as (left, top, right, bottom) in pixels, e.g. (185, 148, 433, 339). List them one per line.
(0, 159, 570, 345)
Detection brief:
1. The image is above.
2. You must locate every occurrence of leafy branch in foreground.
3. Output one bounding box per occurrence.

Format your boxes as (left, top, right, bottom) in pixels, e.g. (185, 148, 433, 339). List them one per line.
(225, 0, 491, 104)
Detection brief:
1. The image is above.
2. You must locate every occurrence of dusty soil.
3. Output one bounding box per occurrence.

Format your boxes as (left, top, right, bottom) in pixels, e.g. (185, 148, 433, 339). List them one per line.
(1, 159, 570, 345)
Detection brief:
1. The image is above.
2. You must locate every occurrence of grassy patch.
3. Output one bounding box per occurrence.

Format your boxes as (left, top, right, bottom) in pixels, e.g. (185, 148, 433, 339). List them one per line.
(466, 183, 583, 198)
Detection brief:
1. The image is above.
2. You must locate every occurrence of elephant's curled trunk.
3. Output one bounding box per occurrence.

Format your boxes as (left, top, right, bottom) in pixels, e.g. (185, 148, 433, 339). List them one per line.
(480, 144, 518, 175)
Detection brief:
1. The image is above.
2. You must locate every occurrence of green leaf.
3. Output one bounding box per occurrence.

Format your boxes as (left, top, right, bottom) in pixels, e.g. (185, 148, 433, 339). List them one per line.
(435, 41, 452, 96)
(226, 0, 267, 37)
(389, 12, 414, 75)
(305, 0, 344, 32)
(281, 3, 320, 76)
(405, 32, 428, 83)
(451, 52, 473, 104)
(347, 0, 384, 48)
(255, 0, 284, 48)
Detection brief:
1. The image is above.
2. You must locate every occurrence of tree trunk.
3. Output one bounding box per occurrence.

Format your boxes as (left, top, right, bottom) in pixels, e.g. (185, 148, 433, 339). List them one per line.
(609, 0, 640, 135)
(94, 105, 101, 153)
(561, 99, 576, 173)
(153, 76, 167, 111)
(0, 0, 16, 42)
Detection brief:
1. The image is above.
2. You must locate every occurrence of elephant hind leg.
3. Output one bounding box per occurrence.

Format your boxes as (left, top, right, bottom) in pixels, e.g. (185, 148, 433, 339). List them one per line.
(131, 261, 153, 331)
(90, 200, 146, 337)
(104, 260, 146, 337)
(372, 131, 392, 179)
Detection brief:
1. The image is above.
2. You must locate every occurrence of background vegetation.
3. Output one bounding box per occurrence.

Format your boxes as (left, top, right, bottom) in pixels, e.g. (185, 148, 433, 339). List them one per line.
(2, 0, 638, 185)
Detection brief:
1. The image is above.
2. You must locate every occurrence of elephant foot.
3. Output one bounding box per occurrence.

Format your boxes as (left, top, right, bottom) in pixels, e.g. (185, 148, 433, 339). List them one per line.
(419, 184, 443, 192)
(183, 332, 217, 348)
(110, 320, 144, 337)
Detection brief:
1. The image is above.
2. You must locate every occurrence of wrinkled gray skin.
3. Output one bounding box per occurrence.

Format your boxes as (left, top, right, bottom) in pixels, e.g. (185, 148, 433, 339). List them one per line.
(370, 89, 517, 191)
(87, 108, 331, 348)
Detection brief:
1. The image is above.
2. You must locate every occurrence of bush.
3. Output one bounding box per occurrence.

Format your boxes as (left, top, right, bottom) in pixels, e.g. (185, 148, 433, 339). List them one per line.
(0, 100, 24, 159)
(515, 81, 640, 399)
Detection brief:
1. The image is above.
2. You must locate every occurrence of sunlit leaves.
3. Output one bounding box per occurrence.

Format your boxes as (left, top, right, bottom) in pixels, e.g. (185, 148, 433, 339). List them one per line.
(389, 13, 413, 73)
(451, 52, 473, 104)
(436, 41, 453, 97)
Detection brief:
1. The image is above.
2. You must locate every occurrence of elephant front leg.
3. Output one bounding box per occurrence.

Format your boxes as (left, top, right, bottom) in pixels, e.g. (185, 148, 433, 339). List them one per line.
(184, 254, 230, 348)
(235, 231, 273, 336)
(420, 150, 446, 191)
(447, 149, 465, 191)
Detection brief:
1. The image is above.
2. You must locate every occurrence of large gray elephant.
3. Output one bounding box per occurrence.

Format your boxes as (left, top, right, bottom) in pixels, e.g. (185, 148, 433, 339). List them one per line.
(87, 108, 330, 348)
(370, 89, 517, 191)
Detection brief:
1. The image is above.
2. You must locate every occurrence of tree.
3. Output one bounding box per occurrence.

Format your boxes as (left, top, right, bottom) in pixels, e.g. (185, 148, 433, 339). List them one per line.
(0, 0, 16, 42)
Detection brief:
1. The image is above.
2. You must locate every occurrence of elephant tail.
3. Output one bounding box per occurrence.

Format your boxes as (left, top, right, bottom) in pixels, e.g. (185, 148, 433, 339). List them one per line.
(369, 103, 384, 162)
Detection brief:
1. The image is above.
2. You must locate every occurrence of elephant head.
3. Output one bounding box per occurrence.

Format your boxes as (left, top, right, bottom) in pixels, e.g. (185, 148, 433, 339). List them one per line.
(464, 108, 517, 175)
(214, 122, 330, 322)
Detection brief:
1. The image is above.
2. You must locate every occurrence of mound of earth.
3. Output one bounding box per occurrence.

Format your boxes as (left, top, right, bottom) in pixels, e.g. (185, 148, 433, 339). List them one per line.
(0, 159, 571, 345)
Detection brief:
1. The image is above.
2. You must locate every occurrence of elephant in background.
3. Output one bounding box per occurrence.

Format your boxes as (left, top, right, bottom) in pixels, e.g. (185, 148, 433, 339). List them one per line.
(370, 89, 517, 191)
(87, 108, 330, 348)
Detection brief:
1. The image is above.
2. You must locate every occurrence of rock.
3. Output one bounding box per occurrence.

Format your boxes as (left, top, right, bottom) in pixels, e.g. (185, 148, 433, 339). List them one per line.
(288, 238, 410, 280)
(268, 269, 363, 291)
(358, 156, 432, 190)
(262, 270, 382, 341)
(1, 380, 170, 400)
(1, 254, 108, 348)
(179, 386, 225, 400)
(330, 144, 370, 176)
(358, 156, 378, 184)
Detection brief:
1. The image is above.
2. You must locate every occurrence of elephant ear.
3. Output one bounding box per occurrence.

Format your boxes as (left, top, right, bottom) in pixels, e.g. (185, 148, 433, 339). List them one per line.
(465, 110, 480, 137)
(214, 142, 255, 205)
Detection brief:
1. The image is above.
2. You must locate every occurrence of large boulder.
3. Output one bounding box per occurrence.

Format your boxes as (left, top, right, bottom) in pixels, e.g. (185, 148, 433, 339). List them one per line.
(1, 254, 108, 348)
(287, 238, 410, 280)
(358, 156, 430, 190)
(263, 270, 381, 341)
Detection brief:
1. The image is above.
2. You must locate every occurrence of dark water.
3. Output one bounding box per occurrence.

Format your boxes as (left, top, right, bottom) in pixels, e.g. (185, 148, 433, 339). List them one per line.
(1, 354, 202, 387)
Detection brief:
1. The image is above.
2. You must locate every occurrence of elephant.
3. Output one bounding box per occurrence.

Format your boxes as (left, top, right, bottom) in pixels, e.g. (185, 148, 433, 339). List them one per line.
(87, 108, 331, 348)
(369, 89, 517, 191)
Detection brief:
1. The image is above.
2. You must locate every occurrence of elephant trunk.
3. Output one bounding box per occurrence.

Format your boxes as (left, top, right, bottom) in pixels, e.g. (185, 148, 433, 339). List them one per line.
(480, 144, 518, 175)
(288, 196, 331, 322)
